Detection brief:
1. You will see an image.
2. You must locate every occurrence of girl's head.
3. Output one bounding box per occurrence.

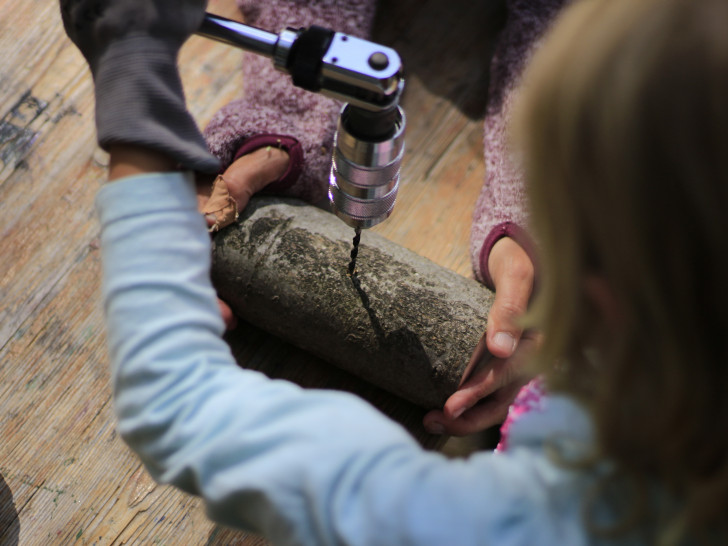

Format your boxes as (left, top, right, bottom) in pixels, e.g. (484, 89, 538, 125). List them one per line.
(517, 0, 728, 537)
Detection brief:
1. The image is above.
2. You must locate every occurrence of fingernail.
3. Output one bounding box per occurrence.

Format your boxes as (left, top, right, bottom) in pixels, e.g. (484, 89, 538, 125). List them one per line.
(425, 422, 445, 435)
(493, 332, 516, 354)
(452, 406, 467, 420)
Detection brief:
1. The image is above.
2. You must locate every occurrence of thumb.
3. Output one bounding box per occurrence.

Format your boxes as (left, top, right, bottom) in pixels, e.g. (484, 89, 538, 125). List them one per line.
(486, 238, 534, 358)
(486, 271, 533, 359)
(487, 292, 525, 358)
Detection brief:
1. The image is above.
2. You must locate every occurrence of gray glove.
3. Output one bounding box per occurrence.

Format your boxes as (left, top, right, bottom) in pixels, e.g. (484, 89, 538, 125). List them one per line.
(60, 0, 220, 173)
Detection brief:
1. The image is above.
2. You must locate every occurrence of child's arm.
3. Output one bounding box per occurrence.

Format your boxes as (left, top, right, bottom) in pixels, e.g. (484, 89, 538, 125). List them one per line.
(97, 167, 574, 545)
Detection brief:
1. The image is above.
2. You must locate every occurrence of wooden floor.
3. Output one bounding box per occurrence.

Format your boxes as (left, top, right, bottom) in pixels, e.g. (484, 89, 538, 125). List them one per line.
(0, 0, 502, 543)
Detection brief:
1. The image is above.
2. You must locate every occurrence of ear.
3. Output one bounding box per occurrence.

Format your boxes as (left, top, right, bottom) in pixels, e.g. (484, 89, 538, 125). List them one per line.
(583, 275, 622, 330)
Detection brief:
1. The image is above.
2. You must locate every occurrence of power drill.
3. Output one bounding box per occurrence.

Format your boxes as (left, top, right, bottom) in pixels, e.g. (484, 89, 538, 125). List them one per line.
(196, 14, 406, 274)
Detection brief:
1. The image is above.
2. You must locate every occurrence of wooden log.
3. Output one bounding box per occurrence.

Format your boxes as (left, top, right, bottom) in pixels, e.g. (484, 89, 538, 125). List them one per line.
(211, 196, 495, 408)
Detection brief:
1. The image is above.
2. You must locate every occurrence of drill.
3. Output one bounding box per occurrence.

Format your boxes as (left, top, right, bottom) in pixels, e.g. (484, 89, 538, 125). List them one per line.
(196, 14, 406, 273)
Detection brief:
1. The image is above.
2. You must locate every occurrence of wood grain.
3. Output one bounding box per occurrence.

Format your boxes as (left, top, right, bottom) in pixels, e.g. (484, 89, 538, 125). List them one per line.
(0, 0, 502, 543)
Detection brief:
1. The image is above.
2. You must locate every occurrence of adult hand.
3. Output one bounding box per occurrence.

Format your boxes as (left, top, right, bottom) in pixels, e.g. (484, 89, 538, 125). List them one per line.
(60, 0, 219, 173)
(424, 237, 536, 435)
(196, 146, 291, 329)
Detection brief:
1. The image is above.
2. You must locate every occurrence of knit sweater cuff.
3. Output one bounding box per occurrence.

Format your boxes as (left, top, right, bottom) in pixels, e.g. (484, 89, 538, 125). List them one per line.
(230, 134, 305, 193)
(478, 221, 537, 290)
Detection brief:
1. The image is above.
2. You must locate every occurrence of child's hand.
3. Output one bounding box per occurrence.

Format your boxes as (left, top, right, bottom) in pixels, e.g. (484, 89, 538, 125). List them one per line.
(423, 330, 540, 436)
(423, 237, 536, 435)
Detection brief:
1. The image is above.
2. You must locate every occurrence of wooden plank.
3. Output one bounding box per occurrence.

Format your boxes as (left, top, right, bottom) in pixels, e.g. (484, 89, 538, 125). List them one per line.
(0, 231, 236, 545)
(0, 1, 242, 350)
(374, 119, 485, 277)
(0, 2, 257, 543)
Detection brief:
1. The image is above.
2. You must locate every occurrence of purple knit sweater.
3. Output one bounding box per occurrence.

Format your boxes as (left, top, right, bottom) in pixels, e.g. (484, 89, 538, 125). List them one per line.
(203, 0, 568, 286)
(472, 0, 568, 286)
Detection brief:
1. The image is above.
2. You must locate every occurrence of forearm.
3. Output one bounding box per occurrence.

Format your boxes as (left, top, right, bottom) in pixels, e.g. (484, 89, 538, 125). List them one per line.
(97, 172, 423, 540)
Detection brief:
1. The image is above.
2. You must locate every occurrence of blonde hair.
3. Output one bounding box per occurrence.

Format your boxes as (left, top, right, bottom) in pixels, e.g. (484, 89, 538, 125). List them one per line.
(516, 0, 728, 541)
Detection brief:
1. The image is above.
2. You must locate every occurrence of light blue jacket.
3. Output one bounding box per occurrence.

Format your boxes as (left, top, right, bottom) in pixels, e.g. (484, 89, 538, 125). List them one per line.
(98, 172, 605, 546)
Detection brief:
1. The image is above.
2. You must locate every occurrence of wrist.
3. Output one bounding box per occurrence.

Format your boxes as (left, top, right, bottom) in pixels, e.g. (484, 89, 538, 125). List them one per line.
(480, 222, 536, 289)
(109, 145, 176, 181)
(220, 146, 290, 200)
(488, 237, 534, 290)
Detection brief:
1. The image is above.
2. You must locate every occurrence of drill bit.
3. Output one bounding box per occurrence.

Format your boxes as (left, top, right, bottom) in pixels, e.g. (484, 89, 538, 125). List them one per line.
(347, 227, 362, 276)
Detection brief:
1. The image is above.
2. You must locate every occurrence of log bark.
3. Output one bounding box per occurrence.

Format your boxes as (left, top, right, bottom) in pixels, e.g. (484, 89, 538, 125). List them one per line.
(211, 196, 495, 408)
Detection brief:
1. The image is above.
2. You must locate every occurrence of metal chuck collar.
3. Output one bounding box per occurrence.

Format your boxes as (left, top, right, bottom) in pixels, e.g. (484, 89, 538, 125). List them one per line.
(328, 104, 406, 229)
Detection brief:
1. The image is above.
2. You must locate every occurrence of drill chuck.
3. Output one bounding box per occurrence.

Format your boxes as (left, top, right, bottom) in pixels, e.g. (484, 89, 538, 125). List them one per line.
(196, 13, 406, 230)
(329, 105, 406, 229)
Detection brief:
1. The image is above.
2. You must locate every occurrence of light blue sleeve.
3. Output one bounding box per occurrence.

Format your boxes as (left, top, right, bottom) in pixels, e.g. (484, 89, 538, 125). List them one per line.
(96, 172, 591, 546)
